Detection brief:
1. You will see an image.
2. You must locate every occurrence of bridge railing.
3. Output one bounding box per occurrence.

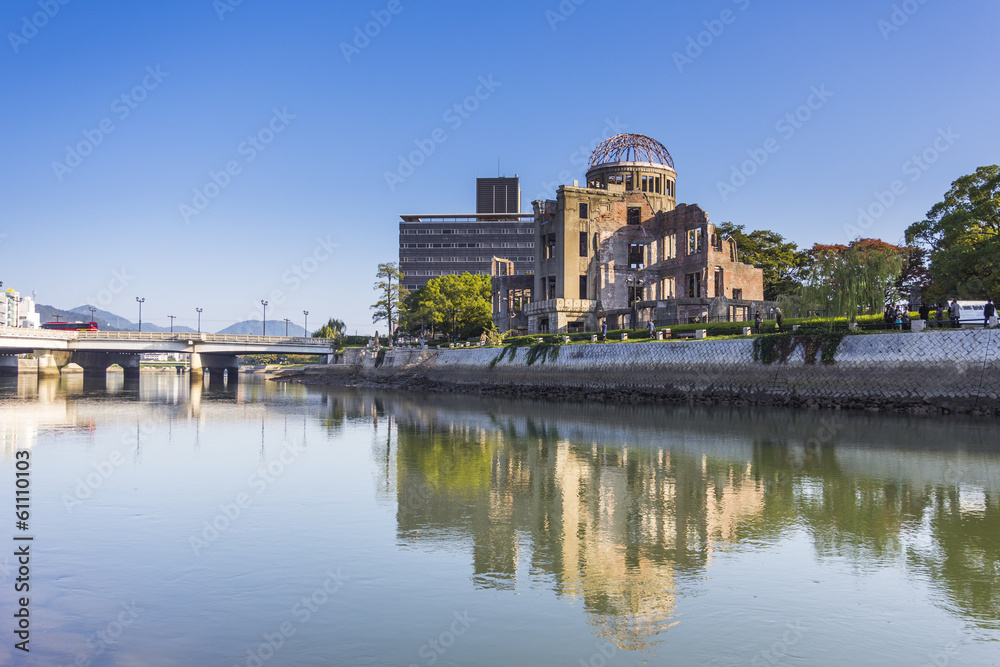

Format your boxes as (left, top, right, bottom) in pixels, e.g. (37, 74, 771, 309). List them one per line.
(0, 325, 75, 339)
(74, 331, 331, 345)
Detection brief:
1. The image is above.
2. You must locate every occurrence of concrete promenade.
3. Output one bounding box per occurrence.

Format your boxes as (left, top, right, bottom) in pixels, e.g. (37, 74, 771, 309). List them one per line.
(293, 329, 1000, 415)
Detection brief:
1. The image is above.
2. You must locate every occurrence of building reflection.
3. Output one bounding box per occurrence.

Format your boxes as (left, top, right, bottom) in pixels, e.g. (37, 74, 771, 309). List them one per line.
(333, 390, 1000, 648)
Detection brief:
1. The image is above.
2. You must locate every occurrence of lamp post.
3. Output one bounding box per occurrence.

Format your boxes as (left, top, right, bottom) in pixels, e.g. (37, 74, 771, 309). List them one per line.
(196, 308, 202, 333)
(260, 300, 268, 336)
(88, 306, 96, 326)
(303, 311, 309, 337)
(168, 315, 176, 333)
(284, 318, 290, 336)
(136, 297, 145, 332)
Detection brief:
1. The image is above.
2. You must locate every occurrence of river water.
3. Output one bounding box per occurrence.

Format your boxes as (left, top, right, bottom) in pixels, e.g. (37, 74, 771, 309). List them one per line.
(0, 374, 998, 666)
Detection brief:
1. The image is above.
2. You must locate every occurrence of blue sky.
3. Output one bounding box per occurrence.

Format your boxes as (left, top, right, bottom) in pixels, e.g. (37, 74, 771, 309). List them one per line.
(2, 0, 997, 334)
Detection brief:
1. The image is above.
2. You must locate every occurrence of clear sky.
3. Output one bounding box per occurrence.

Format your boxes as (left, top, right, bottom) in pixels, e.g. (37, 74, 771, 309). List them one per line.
(2, 0, 998, 333)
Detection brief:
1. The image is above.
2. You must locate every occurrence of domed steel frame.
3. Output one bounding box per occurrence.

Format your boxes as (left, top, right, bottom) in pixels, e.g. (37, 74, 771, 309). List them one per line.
(588, 133, 674, 169)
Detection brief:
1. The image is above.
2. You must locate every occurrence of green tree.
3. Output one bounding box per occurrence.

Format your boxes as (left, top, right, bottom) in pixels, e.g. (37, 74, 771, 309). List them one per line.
(905, 165, 1000, 299)
(370, 262, 407, 337)
(312, 317, 345, 341)
(799, 239, 905, 318)
(403, 273, 492, 340)
(714, 222, 808, 300)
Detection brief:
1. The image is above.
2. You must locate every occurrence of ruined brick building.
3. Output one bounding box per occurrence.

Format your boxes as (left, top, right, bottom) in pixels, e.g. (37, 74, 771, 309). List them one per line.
(492, 133, 771, 334)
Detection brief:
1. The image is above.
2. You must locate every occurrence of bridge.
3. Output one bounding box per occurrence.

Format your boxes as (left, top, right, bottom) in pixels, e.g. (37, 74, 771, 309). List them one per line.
(0, 327, 337, 379)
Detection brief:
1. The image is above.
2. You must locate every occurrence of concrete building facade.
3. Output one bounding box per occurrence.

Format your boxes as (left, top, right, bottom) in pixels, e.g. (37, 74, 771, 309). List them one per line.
(492, 133, 769, 333)
(398, 177, 534, 292)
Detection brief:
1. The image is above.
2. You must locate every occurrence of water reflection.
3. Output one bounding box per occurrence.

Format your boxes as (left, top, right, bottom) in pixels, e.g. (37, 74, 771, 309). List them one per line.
(321, 390, 1000, 649)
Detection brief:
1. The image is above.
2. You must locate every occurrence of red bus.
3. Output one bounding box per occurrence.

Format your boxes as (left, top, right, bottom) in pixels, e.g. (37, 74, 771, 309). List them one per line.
(41, 321, 99, 331)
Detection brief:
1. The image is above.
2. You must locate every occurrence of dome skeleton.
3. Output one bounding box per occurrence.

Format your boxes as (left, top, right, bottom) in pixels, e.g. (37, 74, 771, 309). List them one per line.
(588, 133, 675, 170)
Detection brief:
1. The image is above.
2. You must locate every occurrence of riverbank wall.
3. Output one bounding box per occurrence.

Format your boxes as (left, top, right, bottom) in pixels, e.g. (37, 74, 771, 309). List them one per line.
(291, 329, 1000, 414)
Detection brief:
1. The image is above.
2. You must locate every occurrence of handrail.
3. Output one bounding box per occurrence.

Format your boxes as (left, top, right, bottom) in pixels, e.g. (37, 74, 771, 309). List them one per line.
(0, 327, 332, 346)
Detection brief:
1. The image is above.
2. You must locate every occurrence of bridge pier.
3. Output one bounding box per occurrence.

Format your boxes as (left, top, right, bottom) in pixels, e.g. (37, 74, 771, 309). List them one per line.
(202, 353, 239, 384)
(71, 351, 141, 378)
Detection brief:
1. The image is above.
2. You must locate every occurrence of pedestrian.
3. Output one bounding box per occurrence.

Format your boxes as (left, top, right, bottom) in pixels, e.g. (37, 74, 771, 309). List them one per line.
(884, 303, 894, 329)
(648, 319, 655, 338)
(919, 303, 930, 322)
(985, 298, 996, 328)
(935, 304, 944, 328)
(754, 310, 762, 334)
(949, 299, 961, 328)
(775, 307, 784, 332)
(901, 308, 911, 329)
(894, 305, 902, 330)
(601, 319, 608, 342)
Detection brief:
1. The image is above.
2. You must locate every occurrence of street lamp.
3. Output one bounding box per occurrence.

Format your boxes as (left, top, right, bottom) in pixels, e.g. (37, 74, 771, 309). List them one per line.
(196, 308, 202, 333)
(284, 318, 290, 336)
(168, 315, 176, 333)
(135, 297, 145, 332)
(88, 306, 96, 325)
(303, 310, 309, 337)
(260, 300, 268, 336)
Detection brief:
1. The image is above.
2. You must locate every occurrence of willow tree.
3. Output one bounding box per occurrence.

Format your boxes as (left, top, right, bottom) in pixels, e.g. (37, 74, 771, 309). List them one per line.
(799, 240, 905, 318)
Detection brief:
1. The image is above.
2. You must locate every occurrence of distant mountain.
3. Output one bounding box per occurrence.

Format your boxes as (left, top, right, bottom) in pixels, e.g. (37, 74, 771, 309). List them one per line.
(36, 304, 196, 332)
(36, 305, 299, 335)
(217, 320, 307, 337)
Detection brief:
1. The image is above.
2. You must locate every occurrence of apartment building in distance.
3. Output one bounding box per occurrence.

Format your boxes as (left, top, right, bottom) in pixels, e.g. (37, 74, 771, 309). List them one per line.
(492, 133, 771, 334)
(398, 177, 534, 292)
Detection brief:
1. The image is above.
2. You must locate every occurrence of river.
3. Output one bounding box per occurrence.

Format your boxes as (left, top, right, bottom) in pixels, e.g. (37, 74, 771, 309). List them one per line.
(1, 374, 998, 666)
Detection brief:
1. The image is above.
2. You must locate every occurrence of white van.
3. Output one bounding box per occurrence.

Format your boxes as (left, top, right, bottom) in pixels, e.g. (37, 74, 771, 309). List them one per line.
(954, 300, 990, 326)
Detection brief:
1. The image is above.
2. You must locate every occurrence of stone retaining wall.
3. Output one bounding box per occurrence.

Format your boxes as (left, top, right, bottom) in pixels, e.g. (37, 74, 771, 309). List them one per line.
(307, 330, 1000, 413)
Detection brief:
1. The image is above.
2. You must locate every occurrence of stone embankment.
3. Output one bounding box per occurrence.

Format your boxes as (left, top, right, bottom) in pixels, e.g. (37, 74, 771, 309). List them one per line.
(277, 330, 1000, 415)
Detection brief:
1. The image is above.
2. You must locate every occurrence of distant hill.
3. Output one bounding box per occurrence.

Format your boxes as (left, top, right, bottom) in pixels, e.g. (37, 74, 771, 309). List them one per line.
(36, 305, 300, 335)
(217, 320, 307, 337)
(37, 304, 196, 332)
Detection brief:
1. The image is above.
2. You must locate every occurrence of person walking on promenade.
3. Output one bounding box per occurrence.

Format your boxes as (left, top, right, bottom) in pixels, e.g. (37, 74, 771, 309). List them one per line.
(935, 304, 945, 328)
(894, 305, 903, 330)
(884, 303, 895, 329)
(901, 308, 911, 330)
(647, 319, 655, 338)
(919, 303, 930, 322)
(775, 308, 784, 332)
(601, 320, 608, 342)
(754, 310, 762, 334)
(949, 299, 961, 328)
(985, 299, 996, 327)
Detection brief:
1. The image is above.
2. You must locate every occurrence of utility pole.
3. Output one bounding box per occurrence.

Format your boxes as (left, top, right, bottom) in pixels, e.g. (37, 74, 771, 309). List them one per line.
(284, 318, 290, 336)
(88, 306, 96, 325)
(260, 300, 268, 336)
(168, 315, 176, 333)
(303, 311, 309, 337)
(196, 308, 202, 333)
(136, 297, 145, 332)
